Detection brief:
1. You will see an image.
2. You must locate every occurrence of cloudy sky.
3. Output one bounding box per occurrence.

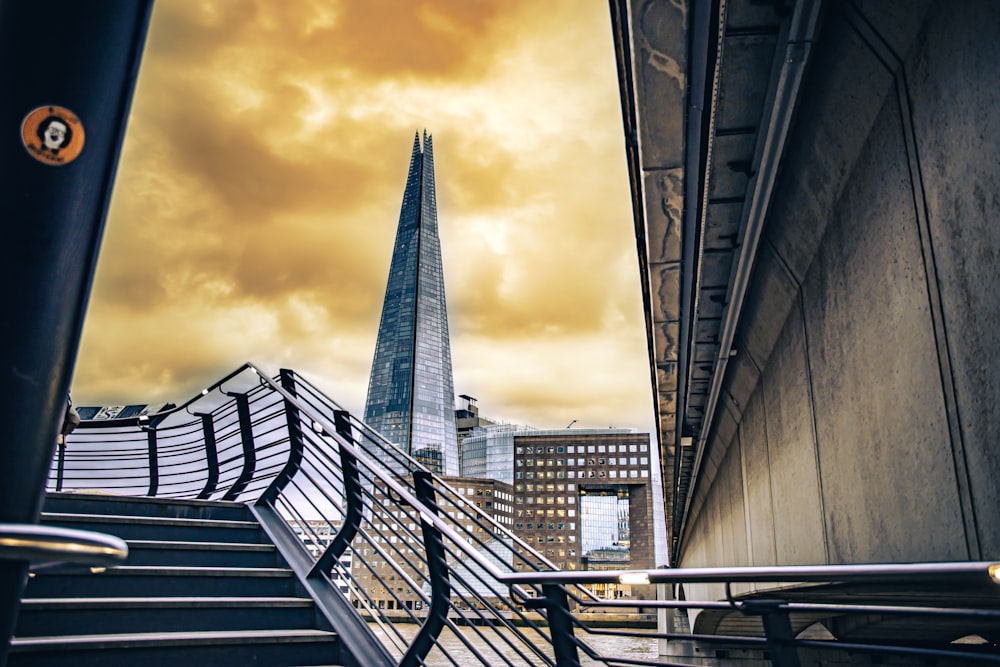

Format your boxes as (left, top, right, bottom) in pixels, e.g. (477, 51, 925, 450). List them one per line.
(72, 0, 655, 435)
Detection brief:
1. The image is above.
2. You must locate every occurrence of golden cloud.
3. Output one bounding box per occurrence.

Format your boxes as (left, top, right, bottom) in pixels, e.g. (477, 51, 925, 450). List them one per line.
(74, 0, 655, 436)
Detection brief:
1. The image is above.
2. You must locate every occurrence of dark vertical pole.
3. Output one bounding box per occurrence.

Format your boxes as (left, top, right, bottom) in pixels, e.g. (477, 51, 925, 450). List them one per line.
(197, 413, 219, 499)
(55, 444, 66, 492)
(259, 369, 305, 505)
(399, 470, 450, 667)
(145, 428, 158, 497)
(747, 600, 801, 667)
(0, 2, 153, 660)
(310, 410, 363, 577)
(223, 393, 256, 501)
(543, 584, 581, 667)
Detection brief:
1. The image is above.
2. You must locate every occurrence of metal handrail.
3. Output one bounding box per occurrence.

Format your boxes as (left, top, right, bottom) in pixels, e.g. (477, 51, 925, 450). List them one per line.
(51, 363, 1000, 666)
(0, 524, 128, 570)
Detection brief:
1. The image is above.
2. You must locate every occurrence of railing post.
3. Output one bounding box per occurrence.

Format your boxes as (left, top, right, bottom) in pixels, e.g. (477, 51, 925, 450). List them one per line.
(196, 413, 219, 499)
(745, 600, 800, 667)
(543, 584, 581, 667)
(55, 444, 66, 492)
(222, 392, 256, 501)
(258, 370, 305, 505)
(310, 410, 363, 577)
(399, 470, 451, 667)
(145, 427, 158, 497)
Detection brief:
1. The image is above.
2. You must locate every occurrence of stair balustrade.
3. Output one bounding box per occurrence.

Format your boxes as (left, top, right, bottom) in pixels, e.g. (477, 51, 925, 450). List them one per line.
(31, 363, 1000, 666)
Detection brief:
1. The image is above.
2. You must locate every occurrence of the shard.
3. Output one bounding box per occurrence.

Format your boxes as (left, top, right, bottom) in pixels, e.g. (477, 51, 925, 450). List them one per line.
(364, 131, 458, 475)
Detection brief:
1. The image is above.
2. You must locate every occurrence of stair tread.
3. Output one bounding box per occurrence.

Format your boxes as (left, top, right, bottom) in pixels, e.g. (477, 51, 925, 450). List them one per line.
(11, 628, 338, 650)
(127, 539, 274, 551)
(40, 565, 293, 577)
(21, 597, 313, 609)
(45, 492, 248, 510)
(41, 512, 258, 528)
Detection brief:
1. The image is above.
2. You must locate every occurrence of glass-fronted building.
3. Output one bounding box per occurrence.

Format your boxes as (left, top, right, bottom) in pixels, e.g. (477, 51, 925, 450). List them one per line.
(364, 132, 459, 475)
(460, 423, 536, 485)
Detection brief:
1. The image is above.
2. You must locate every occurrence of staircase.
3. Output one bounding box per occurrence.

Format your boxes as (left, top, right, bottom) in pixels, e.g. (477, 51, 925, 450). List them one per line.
(9, 492, 341, 666)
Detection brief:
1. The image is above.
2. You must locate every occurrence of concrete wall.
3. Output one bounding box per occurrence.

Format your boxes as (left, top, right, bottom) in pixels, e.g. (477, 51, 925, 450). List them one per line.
(680, 0, 1000, 580)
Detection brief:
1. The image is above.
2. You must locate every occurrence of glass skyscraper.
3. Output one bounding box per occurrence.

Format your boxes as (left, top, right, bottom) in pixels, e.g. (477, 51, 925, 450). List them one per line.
(364, 131, 459, 475)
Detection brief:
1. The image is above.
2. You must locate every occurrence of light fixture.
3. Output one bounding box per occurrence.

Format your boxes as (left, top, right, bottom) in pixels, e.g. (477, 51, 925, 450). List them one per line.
(619, 572, 649, 585)
(201, 388, 209, 396)
(989, 563, 1000, 585)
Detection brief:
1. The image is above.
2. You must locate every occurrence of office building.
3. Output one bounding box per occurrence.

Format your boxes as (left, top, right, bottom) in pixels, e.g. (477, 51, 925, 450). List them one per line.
(511, 429, 654, 599)
(350, 476, 513, 613)
(364, 132, 459, 475)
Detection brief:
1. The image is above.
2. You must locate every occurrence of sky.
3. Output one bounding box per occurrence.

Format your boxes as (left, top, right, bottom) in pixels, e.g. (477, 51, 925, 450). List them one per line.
(72, 0, 656, 436)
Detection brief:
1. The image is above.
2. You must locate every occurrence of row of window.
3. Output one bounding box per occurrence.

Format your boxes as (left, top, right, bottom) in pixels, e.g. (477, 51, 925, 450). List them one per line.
(515, 483, 576, 493)
(516, 456, 649, 467)
(534, 534, 575, 544)
(516, 469, 649, 479)
(517, 496, 575, 505)
(515, 508, 576, 518)
(455, 486, 512, 501)
(516, 522, 576, 531)
(515, 443, 648, 455)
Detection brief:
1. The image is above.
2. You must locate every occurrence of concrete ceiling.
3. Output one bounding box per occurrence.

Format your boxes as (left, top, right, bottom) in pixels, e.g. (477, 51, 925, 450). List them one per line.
(611, 0, 821, 562)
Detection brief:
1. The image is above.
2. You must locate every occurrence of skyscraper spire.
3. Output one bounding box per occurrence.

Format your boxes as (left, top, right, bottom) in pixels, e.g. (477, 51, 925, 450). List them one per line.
(364, 132, 458, 475)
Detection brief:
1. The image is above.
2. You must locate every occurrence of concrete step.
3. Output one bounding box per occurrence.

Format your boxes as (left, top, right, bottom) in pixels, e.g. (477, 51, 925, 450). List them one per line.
(125, 539, 280, 567)
(40, 512, 265, 543)
(16, 596, 323, 636)
(8, 629, 341, 667)
(43, 492, 252, 522)
(24, 566, 299, 598)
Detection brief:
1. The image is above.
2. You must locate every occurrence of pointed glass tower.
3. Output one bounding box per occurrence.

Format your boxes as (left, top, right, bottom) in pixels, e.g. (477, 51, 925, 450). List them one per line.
(364, 131, 459, 475)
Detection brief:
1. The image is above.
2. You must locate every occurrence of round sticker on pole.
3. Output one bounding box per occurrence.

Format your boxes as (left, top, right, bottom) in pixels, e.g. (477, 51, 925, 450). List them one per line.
(21, 106, 85, 166)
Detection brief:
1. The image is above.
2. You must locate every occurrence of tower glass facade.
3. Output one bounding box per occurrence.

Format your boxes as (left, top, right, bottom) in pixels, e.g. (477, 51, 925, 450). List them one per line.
(364, 132, 459, 475)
